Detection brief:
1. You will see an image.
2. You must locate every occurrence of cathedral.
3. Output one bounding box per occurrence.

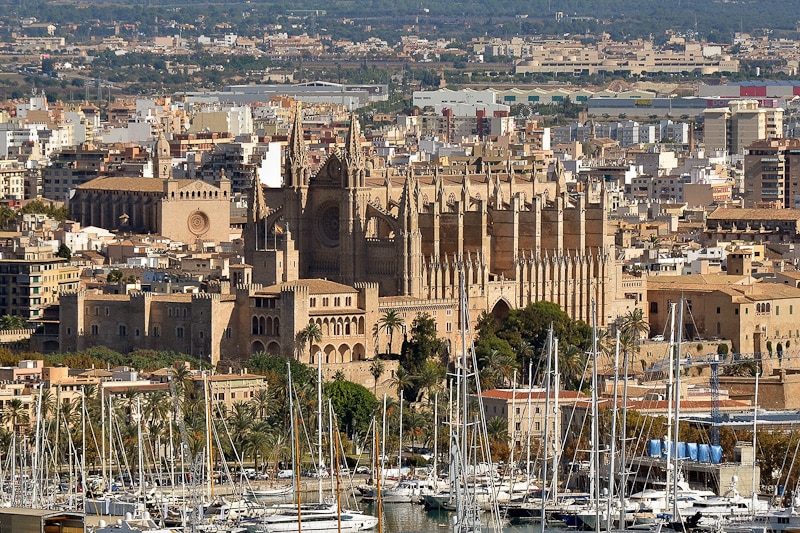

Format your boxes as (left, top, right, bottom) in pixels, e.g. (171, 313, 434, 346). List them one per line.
(248, 106, 632, 327)
(55, 108, 636, 373)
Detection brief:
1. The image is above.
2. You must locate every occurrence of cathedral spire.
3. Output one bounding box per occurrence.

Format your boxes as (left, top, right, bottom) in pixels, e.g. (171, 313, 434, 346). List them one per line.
(343, 111, 365, 188)
(286, 103, 308, 187)
(248, 173, 268, 226)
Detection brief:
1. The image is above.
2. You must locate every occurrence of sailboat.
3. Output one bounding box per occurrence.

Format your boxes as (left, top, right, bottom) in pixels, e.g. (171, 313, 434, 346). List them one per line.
(246, 363, 378, 533)
(424, 263, 504, 532)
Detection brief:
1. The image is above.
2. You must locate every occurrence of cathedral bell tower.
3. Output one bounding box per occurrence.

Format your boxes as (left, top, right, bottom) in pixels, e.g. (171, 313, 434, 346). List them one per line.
(154, 131, 172, 181)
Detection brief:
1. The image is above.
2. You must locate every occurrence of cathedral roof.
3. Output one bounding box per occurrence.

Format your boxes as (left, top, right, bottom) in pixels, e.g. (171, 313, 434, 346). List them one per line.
(75, 177, 209, 193)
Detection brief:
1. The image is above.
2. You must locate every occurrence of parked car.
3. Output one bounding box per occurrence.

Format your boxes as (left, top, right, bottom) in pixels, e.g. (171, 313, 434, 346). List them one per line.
(355, 466, 371, 474)
(277, 469, 294, 479)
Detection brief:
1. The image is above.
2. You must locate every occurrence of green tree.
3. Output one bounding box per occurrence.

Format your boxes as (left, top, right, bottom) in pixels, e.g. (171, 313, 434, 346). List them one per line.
(106, 270, 123, 283)
(296, 322, 322, 361)
(619, 308, 650, 345)
(415, 359, 445, 404)
(369, 358, 385, 396)
(0, 315, 27, 331)
(377, 309, 404, 357)
(249, 388, 273, 421)
(496, 301, 590, 368)
(389, 366, 414, 401)
(323, 379, 378, 437)
(0, 206, 15, 229)
(56, 243, 71, 260)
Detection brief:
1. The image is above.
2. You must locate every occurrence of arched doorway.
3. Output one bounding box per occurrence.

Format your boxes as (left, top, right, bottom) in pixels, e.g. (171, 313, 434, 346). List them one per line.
(251, 340, 265, 354)
(490, 298, 511, 322)
(266, 341, 281, 355)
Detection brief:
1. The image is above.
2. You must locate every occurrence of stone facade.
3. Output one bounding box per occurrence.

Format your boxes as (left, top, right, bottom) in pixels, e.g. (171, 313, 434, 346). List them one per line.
(249, 107, 632, 331)
(69, 132, 232, 245)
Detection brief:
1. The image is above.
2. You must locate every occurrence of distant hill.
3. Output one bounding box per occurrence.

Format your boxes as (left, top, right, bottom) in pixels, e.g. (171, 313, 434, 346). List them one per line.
(11, 0, 799, 43)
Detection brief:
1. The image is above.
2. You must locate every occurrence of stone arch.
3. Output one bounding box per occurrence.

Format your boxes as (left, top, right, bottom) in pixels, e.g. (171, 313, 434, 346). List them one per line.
(264, 207, 285, 234)
(338, 343, 351, 363)
(309, 344, 321, 364)
(344, 317, 351, 336)
(353, 343, 366, 361)
(251, 340, 265, 354)
(323, 344, 336, 364)
(266, 341, 281, 355)
(322, 318, 331, 336)
(490, 298, 512, 322)
(358, 317, 365, 334)
(365, 204, 400, 241)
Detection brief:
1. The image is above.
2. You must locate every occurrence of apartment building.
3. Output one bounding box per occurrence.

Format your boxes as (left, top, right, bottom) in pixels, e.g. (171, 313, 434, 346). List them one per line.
(704, 100, 784, 156)
(744, 138, 800, 208)
(0, 242, 80, 321)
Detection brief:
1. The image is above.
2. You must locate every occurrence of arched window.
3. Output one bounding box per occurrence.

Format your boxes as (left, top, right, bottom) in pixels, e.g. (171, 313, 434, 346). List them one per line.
(252, 316, 259, 335)
(259, 316, 265, 335)
(274, 317, 280, 336)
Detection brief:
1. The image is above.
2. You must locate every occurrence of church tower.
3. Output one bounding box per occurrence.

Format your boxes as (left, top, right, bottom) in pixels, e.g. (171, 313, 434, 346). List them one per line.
(154, 131, 172, 181)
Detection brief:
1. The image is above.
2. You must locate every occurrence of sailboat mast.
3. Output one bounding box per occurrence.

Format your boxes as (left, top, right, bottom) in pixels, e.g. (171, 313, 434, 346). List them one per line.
(665, 301, 677, 518)
(526, 359, 533, 480)
(204, 372, 213, 500)
(333, 401, 342, 533)
(458, 265, 469, 523)
(607, 330, 621, 533)
(752, 372, 759, 512)
(672, 299, 685, 520)
(541, 325, 554, 533)
(318, 357, 324, 502)
(31, 378, 44, 507)
(552, 337, 560, 504)
(433, 391, 438, 482)
(619, 335, 630, 528)
(398, 395, 404, 477)
(101, 385, 106, 494)
(591, 299, 601, 533)
(137, 395, 144, 504)
(375, 417, 383, 533)
(289, 363, 303, 533)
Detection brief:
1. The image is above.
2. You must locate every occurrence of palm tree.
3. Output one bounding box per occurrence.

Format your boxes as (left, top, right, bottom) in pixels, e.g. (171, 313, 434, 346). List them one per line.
(620, 308, 650, 346)
(479, 349, 518, 389)
(378, 309, 404, 357)
(486, 416, 509, 445)
(228, 401, 254, 456)
(389, 366, 414, 401)
(369, 359, 385, 396)
(296, 322, 322, 361)
(2, 398, 29, 435)
(249, 388, 272, 421)
(0, 314, 27, 331)
(245, 430, 272, 471)
(559, 343, 588, 390)
(415, 359, 444, 404)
